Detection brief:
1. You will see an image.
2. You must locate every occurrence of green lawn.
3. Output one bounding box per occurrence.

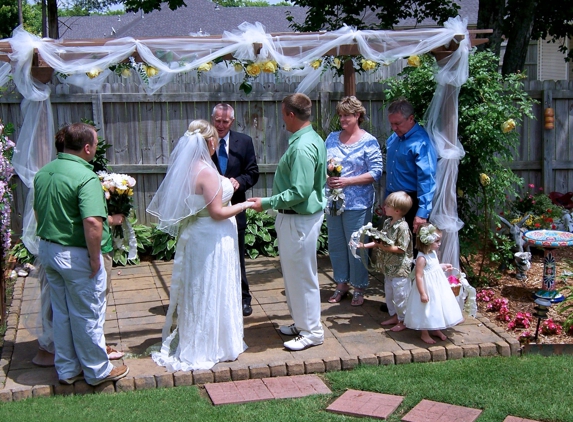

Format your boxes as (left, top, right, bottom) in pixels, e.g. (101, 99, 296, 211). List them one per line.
(0, 354, 571, 422)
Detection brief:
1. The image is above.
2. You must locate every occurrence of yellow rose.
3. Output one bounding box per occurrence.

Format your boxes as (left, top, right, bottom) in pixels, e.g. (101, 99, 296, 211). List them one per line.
(128, 188, 134, 196)
(234, 63, 243, 72)
(407, 55, 421, 67)
(479, 173, 491, 187)
(197, 62, 213, 72)
(501, 119, 516, 133)
(310, 59, 322, 70)
(361, 59, 377, 71)
(335, 165, 342, 173)
(332, 57, 342, 69)
(145, 65, 159, 77)
(262, 60, 277, 73)
(86, 69, 102, 79)
(120, 68, 131, 78)
(246, 63, 261, 77)
(457, 188, 464, 197)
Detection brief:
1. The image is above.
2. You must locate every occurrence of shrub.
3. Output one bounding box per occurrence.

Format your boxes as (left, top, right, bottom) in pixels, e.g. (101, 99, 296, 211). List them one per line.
(503, 183, 562, 230)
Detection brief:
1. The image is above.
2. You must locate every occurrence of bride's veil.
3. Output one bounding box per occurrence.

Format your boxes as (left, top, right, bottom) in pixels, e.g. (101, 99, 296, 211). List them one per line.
(147, 130, 220, 237)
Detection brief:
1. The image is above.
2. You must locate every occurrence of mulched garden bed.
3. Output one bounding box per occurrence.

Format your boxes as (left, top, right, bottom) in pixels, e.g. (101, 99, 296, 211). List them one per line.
(467, 246, 573, 344)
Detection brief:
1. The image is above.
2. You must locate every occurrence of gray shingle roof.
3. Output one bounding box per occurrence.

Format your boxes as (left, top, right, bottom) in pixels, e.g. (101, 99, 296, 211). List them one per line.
(59, 0, 308, 39)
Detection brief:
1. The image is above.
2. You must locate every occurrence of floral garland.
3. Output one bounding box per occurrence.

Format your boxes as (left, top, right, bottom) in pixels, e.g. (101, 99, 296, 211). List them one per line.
(348, 222, 394, 259)
(311, 55, 381, 77)
(0, 121, 15, 263)
(56, 52, 384, 95)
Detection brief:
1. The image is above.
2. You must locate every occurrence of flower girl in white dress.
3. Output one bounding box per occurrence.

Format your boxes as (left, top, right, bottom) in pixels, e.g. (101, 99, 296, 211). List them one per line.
(404, 224, 463, 344)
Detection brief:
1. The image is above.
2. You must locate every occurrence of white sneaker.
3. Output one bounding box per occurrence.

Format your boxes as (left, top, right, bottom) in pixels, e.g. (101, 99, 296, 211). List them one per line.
(284, 334, 323, 351)
(279, 324, 300, 336)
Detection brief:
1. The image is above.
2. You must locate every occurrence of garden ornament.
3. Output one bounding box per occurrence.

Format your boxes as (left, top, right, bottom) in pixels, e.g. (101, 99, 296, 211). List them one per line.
(560, 210, 573, 232)
(514, 251, 531, 281)
(499, 215, 530, 253)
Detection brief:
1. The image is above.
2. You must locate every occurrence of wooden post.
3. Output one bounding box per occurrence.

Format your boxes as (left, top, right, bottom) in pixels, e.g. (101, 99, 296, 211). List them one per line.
(343, 59, 356, 97)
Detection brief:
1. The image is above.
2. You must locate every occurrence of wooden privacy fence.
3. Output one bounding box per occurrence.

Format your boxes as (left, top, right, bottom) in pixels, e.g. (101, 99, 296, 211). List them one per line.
(3, 77, 573, 232)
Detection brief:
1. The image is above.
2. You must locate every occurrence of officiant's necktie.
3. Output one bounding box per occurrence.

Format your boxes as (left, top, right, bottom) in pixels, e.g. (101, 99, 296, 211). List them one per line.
(219, 139, 228, 175)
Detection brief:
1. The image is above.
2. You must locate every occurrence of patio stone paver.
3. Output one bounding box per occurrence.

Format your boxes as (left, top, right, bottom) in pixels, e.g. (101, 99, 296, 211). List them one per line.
(402, 399, 482, 422)
(2, 255, 518, 401)
(205, 379, 274, 405)
(206, 374, 331, 405)
(503, 417, 540, 422)
(326, 389, 404, 419)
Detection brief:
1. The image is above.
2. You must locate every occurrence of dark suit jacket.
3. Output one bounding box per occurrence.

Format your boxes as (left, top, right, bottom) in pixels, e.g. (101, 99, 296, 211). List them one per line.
(212, 130, 259, 230)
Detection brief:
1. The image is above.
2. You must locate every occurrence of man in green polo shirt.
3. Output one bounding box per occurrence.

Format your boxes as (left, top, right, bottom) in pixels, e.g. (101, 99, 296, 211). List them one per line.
(250, 93, 327, 351)
(34, 123, 129, 386)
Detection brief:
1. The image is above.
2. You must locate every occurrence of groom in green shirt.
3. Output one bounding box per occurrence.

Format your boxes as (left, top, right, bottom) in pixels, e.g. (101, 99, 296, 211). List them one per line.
(250, 93, 326, 351)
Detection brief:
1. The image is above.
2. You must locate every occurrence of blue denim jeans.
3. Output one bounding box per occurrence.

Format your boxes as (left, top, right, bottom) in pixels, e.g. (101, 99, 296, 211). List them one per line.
(326, 208, 372, 289)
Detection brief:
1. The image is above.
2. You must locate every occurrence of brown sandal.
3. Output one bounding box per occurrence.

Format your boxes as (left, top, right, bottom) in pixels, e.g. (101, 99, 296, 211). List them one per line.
(351, 291, 365, 306)
(328, 288, 349, 303)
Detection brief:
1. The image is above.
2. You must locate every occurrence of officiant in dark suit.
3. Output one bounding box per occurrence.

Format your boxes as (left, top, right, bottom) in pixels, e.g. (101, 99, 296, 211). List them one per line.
(212, 103, 260, 316)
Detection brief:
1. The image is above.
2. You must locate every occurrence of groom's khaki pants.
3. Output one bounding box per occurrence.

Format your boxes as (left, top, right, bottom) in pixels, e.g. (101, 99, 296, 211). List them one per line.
(275, 211, 324, 339)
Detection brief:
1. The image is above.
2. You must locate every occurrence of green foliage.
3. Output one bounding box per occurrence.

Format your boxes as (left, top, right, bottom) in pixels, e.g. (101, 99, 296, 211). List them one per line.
(287, 0, 459, 32)
(9, 242, 35, 265)
(150, 224, 177, 261)
(384, 51, 537, 284)
(80, 118, 112, 173)
(557, 284, 573, 335)
(0, 0, 18, 39)
(316, 219, 328, 254)
(111, 218, 153, 266)
(245, 208, 278, 259)
(245, 209, 329, 259)
(503, 183, 562, 230)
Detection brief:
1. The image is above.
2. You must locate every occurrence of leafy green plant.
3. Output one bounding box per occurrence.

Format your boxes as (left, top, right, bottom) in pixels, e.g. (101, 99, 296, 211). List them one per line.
(557, 284, 573, 336)
(150, 224, 177, 261)
(9, 242, 35, 265)
(384, 51, 537, 285)
(80, 118, 112, 173)
(316, 219, 328, 255)
(245, 209, 329, 259)
(503, 183, 562, 230)
(111, 219, 154, 266)
(245, 209, 278, 259)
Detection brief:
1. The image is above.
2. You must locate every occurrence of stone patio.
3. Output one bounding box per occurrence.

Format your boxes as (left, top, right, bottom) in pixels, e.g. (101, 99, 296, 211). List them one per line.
(0, 255, 520, 401)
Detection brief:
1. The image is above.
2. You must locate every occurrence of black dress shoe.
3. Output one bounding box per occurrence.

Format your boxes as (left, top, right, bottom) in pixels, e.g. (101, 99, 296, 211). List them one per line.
(242, 303, 253, 317)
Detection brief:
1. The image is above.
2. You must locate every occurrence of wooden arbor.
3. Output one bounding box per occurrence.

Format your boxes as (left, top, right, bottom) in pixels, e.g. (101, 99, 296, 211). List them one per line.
(0, 28, 492, 92)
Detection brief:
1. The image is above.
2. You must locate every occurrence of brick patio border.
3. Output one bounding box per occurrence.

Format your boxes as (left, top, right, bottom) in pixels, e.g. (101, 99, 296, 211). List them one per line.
(0, 276, 533, 402)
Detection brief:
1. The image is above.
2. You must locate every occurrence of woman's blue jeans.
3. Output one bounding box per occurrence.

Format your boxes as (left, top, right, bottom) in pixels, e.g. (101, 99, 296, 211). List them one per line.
(326, 208, 372, 289)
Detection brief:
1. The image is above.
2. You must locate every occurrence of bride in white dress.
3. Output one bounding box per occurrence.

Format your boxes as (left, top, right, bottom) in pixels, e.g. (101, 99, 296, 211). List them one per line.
(147, 120, 253, 371)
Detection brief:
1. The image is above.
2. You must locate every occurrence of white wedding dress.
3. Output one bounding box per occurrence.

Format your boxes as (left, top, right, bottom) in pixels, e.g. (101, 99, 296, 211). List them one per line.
(152, 177, 246, 371)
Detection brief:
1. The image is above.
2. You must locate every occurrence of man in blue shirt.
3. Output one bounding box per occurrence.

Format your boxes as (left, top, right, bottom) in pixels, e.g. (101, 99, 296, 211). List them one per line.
(385, 98, 437, 235)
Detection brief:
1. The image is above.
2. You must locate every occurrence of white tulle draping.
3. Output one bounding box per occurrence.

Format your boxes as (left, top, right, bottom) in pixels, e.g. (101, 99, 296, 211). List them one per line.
(425, 17, 470, 270)
(4, 17, 470, 268)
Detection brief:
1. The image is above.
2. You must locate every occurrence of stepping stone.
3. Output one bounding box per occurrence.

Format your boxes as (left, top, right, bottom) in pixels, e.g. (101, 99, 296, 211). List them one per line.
(263, 374, 331, 399)
(503, 417, 540, 422)
(402, 399, 482, 422)
(206, 374, 331, 405)
(326, 389, 404, 419)
(206, 379, 273, 405)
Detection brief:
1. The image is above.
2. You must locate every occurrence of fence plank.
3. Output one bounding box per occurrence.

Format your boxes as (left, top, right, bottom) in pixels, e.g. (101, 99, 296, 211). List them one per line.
(6, 78, 573, 231)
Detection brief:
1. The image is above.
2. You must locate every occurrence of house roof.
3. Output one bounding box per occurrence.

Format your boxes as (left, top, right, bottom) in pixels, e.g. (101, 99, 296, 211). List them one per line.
(58, 0, 308, 39)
